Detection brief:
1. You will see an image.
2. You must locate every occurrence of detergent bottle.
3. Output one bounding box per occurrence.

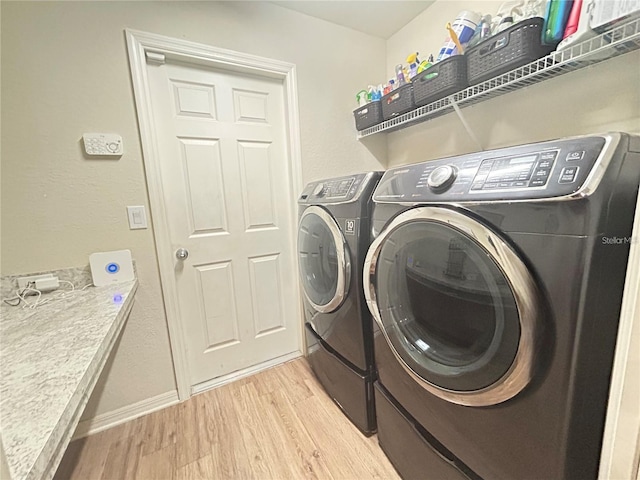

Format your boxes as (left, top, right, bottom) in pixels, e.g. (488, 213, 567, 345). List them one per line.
(436, 11, 482, 61)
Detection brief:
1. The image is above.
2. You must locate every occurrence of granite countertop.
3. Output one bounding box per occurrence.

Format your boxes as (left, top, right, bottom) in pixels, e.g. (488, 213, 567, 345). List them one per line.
(0, 279, 138, 480)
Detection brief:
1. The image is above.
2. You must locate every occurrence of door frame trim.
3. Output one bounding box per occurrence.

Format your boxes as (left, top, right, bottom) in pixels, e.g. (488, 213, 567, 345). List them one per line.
(125, 29, 304, 401)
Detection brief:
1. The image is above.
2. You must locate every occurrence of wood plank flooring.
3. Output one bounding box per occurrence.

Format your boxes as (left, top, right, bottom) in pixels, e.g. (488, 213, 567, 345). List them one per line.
(55, 358, 400, 480)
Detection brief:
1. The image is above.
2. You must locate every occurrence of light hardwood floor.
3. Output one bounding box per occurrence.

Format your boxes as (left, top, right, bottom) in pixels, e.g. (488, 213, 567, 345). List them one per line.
(55, 358, 401, 480)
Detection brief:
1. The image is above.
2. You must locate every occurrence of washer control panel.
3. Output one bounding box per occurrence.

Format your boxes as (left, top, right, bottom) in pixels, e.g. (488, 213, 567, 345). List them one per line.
(321, 177, 356, 198)
(374, 136, 610, 202)
(299, 173, 374, 204)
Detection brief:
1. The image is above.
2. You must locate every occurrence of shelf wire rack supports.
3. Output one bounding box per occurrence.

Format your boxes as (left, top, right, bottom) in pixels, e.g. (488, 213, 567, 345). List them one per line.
(449, 96, 484, 151)
(357, 17, 640, 138)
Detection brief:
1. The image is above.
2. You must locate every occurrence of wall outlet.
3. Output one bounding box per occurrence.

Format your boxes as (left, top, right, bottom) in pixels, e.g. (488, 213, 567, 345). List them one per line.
(17, 274, 56, 290)
(17, 275, 60, 295)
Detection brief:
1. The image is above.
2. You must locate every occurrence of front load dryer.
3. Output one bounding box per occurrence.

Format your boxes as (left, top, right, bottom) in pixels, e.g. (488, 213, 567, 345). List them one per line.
(364, 133, 640, 479)
(298, 172, 382, 435)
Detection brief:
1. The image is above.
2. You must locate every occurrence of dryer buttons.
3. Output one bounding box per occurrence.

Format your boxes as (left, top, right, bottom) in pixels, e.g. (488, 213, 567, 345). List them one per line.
(566, 151, 585, 161)
(558, 167, 579, 184)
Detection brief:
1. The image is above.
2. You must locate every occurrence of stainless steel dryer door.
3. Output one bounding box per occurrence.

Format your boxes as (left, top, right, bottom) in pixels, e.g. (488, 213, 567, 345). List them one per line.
(364, 206, 540, 406)
(298, 206, 351, 313)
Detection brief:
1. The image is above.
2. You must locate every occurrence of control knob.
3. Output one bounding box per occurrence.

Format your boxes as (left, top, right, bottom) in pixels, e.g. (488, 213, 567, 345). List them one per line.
(427, 165, 457, 192)
(313, 183, 326, 197)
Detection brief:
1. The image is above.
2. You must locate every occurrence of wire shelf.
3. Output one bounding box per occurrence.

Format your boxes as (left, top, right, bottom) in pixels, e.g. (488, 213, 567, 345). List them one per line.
(357, 17, 640, 138)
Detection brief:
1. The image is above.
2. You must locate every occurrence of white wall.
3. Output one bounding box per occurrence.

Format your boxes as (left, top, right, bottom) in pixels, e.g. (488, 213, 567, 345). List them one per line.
(387, 0, 500, 73)
(1, 1, 386, 422)
(385, 0, 640, 166)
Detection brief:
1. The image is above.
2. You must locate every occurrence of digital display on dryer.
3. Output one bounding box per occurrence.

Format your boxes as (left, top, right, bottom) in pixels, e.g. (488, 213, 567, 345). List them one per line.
(487, 156, 536, 181)
(508, 155, 538, 164)
(471, 153, 556, 191)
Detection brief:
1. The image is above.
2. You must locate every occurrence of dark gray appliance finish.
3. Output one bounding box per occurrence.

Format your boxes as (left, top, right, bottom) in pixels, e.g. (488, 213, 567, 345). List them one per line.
(364, 133, 640, 480)
(374, 382, 479, 480)
(298, 171, 382, 435)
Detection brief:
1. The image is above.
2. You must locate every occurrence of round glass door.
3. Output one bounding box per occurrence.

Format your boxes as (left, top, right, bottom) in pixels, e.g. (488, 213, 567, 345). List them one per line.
(298, 206, 350, 313)
(364, 207, 539, 406)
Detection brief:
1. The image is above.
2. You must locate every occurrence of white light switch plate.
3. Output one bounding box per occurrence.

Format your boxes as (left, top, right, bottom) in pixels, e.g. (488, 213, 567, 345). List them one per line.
(127, 206, 148, 230)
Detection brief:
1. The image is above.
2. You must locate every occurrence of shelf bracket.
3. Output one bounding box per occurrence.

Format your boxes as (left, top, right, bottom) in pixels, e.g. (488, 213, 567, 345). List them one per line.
(448, 95, 484, 151)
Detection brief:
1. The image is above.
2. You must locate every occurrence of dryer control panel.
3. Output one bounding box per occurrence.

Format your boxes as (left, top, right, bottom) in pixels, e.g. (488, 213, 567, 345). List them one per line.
(299, 172, 379, 204)
(374, 135, 615, 203)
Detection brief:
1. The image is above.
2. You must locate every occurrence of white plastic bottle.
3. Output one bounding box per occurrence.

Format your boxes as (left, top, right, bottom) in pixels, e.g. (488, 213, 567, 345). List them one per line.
(437, 11, 482, 61)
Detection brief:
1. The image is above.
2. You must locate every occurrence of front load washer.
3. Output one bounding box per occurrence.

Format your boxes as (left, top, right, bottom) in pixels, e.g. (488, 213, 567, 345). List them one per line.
(363, 133, 640, 479)
(298, 172, 382, 435)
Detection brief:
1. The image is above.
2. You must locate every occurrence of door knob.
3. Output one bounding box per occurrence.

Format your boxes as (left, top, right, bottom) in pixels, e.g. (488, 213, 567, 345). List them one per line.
(175, 248, 189, 260)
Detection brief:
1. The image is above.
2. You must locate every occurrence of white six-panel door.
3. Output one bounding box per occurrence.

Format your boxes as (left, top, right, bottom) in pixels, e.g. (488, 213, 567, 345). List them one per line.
(145, 58, 300, 389)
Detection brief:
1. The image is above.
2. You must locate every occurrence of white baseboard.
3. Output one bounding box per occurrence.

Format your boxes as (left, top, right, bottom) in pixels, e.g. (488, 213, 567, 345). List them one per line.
(72, 390, 179, 440)
(73, 352, 302, 439)
(192, 350, 302, 395)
